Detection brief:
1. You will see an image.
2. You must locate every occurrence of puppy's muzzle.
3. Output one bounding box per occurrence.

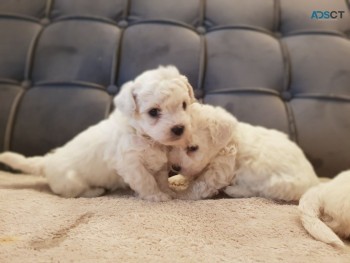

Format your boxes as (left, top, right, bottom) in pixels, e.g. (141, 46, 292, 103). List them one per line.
(171, 125, 185, 136)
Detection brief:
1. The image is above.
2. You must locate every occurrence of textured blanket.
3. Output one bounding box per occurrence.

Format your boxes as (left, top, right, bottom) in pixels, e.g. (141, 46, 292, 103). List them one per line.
(0, 171, 349, 263)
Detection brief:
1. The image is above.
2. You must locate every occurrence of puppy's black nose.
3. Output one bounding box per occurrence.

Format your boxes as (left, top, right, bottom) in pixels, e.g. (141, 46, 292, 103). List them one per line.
(169, 165, 181, 177)
(171, 165, 181, 173)
(171, 125, 185, 136)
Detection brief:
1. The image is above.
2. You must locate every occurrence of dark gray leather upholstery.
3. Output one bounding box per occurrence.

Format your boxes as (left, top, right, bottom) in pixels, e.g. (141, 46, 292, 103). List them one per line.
(0, 0, 349, 177)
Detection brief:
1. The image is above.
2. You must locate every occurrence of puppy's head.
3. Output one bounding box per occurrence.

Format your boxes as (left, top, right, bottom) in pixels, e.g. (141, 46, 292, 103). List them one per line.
(115, 66, 195, 146)
(169, 103, 237, 177)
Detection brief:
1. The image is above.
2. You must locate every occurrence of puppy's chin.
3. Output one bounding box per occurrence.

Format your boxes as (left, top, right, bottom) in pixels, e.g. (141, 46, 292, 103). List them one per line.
(160, 137, 187, 147)
(177, 171, 198, 180)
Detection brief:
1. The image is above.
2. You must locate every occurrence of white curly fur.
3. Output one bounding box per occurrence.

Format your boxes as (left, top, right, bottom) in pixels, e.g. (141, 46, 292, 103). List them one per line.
(0, 66, 195, 201)
(299, 170, 350, 247)
(169, 103, 319, 201)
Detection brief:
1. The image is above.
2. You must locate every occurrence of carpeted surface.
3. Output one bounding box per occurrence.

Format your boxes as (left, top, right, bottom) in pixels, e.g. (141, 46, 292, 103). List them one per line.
(1, 171, 349, 263)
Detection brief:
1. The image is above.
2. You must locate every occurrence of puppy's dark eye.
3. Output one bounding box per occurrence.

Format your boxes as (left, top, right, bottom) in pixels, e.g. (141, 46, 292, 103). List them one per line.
(148, 108, 160, 118)
(183, 102, 187, 110)
(187, 145, 199, 152)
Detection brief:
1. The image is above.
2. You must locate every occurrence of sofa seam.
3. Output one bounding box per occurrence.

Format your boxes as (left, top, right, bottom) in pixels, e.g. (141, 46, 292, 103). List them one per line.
(3, 89, 26, 151)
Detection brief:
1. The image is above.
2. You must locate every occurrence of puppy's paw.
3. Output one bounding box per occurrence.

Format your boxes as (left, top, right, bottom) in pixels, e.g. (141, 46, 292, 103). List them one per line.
(81, 187, 106, 198)
(173, 189, 194, 200)
(159, 187, 177, 198)
(143, 192, 172, 202)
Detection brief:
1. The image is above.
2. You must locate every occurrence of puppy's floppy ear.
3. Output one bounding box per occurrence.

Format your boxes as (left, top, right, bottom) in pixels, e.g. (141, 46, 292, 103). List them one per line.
(114, 81, 138, 117)
(186, 82, 196, 103)
(180, 76, 196, 103)
(207, 108, 237, 149)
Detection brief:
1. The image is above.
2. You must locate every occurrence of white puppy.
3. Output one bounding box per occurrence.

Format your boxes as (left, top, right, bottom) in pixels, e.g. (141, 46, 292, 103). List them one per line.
(299, 170, 350, 247)
(0, 66, 195, 201)
(169, 103, 319, 201)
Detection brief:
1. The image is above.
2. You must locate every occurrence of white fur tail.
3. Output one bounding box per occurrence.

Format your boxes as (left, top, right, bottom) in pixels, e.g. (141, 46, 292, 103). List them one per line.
(0, 151, 45, 176)
(298, 186, 344, 247)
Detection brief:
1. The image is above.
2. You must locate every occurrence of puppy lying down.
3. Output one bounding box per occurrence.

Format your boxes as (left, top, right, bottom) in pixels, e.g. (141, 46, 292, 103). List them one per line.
(0, 66, 195, 201)
(169, 103, 319, 201)
(299, 170, 350, 247)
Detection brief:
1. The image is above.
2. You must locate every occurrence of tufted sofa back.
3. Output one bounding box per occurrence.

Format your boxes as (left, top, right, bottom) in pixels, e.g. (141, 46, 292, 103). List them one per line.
(0, 0, 349, 178)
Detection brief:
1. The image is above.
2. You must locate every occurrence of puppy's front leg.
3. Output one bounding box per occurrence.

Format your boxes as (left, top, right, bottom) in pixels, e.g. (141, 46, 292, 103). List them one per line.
(119, 161, 172, 202)
(176, 176, 218, 200)
(176, 155, 236, 200)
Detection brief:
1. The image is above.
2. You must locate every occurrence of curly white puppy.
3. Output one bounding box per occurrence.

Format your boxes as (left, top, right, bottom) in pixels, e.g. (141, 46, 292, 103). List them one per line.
(169, 103, 319, 201)
(299, 170, 350, 247)
(0, 66, 195, 201)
